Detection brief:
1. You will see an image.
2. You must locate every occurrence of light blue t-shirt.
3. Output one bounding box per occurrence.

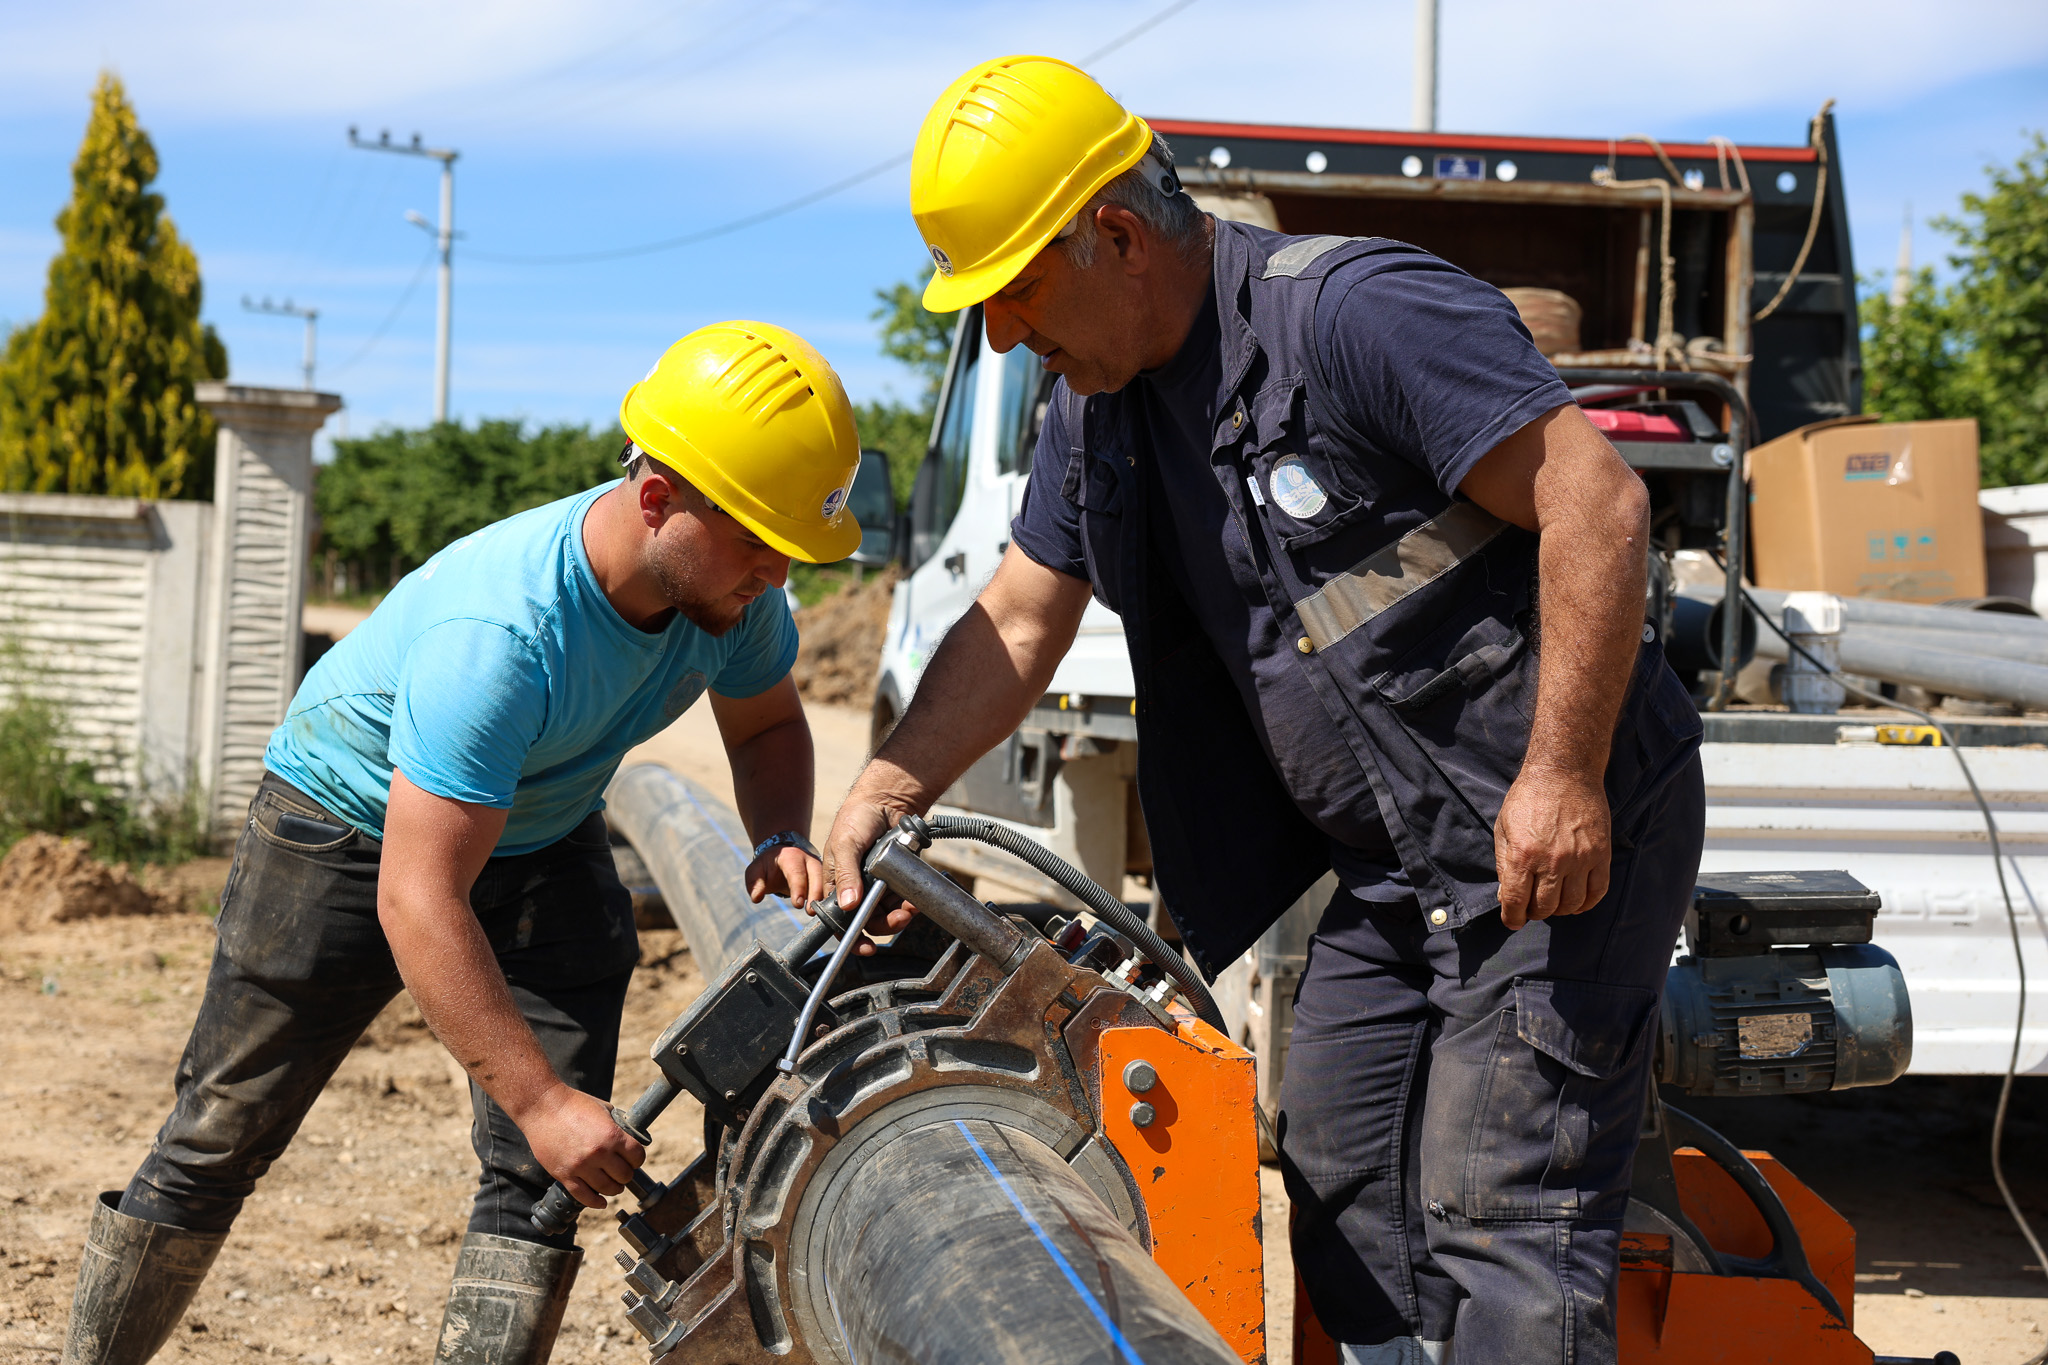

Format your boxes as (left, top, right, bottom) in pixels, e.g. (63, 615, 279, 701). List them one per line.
(265, 482, 798, 855)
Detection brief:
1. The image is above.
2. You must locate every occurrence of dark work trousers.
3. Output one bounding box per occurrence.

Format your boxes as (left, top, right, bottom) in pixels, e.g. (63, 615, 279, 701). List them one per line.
(120, 772, 639, 1250)
(1278, 755, 1705, 1364)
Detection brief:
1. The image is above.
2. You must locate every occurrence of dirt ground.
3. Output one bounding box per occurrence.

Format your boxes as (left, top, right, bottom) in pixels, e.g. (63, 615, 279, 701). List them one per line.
(3, 681, 2045, 1363)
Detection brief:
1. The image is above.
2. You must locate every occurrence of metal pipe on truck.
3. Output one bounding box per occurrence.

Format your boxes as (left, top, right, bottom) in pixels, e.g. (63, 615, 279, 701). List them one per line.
(1753, 626, 2048, 709)
(1739, 587, 2048, 641)
(1839, 623, 2048, 669)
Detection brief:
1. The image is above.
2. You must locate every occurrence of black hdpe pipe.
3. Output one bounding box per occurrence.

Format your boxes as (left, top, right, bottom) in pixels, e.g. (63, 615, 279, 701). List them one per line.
(920, 814, 1227, 1034)
(818, 1116, 1239, 1365)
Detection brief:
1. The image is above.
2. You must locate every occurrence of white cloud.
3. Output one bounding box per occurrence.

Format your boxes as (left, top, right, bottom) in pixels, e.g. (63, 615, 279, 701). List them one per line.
(10, 0, 2046, 157)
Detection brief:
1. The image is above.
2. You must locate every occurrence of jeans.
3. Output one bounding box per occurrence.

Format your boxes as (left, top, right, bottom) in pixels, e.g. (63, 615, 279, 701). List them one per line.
(1279, 755, 1704, 1364)
(120, 772, 639, 1249)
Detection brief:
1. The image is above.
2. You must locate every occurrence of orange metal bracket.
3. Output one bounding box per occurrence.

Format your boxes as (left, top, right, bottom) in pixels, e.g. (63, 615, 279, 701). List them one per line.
(1100, 1019, 1267, 1364)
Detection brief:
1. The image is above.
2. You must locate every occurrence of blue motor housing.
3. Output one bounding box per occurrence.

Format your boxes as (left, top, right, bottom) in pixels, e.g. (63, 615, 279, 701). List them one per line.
(1655, 870, 1913, 1097)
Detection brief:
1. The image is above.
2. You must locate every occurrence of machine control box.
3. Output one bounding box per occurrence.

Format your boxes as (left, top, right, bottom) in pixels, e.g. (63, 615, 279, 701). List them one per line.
(1687, 869, 1881, 956)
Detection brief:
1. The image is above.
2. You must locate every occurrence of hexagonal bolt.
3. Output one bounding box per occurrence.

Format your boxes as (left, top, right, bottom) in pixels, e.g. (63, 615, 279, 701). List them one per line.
(623, 1291, 674, 1342)
(1122, 1059, 1157, 1094)
(1129, 1101, 1156, 1129)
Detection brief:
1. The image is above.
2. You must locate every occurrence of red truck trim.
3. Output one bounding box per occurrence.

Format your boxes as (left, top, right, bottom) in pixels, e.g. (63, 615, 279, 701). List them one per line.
(1147, 118, 1818, 164)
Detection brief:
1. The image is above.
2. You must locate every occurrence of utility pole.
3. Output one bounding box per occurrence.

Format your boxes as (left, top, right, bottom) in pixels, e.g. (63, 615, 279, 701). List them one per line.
(1412, 0, 1439, 132)
(1890, 202, 1914, 309)
(350, 126, 459, 423)
(242, 295, 319, 389)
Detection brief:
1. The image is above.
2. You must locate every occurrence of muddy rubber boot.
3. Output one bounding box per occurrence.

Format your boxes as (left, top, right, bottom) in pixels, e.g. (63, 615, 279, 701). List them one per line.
(433, 1233, 582, 1365)
(63, 1191, 228, 1365)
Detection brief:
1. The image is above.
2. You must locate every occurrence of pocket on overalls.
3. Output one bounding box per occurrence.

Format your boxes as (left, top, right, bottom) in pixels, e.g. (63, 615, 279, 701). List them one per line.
(1456, 977, 1656, 1221)
(249, 787, 357, 854)
(1368, 608, 1536, 831)
(1245, 378, 1374, 551)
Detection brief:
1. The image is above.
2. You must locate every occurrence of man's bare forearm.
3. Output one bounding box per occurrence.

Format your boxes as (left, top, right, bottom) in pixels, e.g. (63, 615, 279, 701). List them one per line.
(381, 894, 560, 1120)
(1526, 463, 1649, 778)
(727, 716, 815, 840)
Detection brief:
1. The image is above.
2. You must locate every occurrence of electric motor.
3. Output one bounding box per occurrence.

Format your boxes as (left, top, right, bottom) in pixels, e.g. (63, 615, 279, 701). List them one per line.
(1656, 870, 1912, 1097)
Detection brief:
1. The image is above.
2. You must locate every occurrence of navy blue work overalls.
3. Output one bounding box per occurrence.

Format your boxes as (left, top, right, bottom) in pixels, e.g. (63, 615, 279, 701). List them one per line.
(1044, 220, 1706, 1361)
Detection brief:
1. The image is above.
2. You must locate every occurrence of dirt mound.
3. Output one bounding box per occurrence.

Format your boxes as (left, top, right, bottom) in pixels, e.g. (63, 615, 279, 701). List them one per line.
(792, 569, 898, 707)
(0, 833, 174, 932)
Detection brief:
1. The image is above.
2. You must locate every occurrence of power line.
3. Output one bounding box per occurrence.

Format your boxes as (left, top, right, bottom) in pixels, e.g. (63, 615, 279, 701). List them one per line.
(329, 244, 437, 377)
(467, 152, 910, 265)
(466, 0, 1203, 268)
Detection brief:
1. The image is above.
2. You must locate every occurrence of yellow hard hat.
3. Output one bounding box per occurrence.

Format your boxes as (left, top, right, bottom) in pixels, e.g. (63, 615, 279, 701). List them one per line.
(911, 55, 1155, 313)
(619, 321, 862, 564)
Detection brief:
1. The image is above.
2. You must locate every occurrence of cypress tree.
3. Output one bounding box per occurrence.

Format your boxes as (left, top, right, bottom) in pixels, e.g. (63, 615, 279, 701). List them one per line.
(0, 73, 227, 500)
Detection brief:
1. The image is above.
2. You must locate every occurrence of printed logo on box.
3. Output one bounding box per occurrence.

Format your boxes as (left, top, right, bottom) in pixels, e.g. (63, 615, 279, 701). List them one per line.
(1868, 527, 1938, 562)
(1434, 155, 1485, 181)
(1844, 452, 1890, 481)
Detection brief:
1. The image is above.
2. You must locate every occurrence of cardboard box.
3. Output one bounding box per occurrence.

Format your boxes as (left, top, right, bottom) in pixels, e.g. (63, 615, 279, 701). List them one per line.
(1748, 416, 1985, 602)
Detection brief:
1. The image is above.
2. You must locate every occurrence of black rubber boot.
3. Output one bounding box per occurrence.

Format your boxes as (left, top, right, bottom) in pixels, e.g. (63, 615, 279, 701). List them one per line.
(433, 1232, 583, 1365)
(62, 1191, 229, 1365)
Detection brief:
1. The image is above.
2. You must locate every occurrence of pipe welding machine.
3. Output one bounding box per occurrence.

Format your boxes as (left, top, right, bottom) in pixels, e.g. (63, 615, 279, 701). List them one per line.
(534, 818, 1951, 1365)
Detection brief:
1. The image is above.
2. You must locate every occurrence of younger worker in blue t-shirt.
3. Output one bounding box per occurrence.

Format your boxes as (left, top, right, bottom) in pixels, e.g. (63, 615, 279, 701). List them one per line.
(64, 322, 871, 1365)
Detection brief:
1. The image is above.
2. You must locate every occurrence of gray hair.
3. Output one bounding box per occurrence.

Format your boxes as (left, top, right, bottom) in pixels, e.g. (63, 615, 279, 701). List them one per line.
(1054, 132, 1207, 269)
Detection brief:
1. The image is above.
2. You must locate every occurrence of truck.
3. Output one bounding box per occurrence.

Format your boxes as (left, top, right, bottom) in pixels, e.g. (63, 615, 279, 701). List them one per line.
(864, 108, 2048, 1102)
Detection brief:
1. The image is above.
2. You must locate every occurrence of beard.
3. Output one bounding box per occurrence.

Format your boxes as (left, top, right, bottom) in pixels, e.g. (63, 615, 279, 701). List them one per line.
(648, 534, 754, 637)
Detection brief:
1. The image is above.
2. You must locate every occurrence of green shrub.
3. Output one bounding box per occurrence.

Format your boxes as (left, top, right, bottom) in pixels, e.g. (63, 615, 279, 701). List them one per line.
(0, 639, 207, 864)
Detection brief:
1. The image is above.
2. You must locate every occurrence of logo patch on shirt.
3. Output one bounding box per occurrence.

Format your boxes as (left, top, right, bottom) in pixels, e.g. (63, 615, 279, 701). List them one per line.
(1268, 456, 1328, 519)
(664, 670, 709, 720)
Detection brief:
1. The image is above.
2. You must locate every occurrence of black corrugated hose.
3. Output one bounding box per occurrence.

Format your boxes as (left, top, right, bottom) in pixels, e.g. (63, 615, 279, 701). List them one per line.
(923, 814, 1227, 1034)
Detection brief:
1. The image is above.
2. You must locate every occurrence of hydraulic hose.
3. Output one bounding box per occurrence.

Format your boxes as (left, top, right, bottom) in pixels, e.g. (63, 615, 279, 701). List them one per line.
(923, 814, 1227, 1034)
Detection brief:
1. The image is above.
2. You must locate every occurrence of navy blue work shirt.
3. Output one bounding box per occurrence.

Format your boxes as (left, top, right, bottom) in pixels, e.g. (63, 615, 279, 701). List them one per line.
(1011, 240, 1573, 901)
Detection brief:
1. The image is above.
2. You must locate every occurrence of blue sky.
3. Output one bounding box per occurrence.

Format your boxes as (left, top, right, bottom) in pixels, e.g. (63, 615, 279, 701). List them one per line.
(3, 0, 2046, 458)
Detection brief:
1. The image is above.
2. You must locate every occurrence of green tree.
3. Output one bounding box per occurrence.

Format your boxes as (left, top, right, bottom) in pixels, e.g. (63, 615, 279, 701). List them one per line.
(1860, 266, 1965, 425)
(857, 265, 957, 508)
(1945, 133, 2048, 486)
(0, 73, 227, 500)
(315, 420, 625, 590)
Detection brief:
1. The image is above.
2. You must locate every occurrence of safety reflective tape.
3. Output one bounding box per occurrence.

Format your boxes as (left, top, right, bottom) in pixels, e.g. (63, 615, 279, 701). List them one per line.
(1293, 501, 1509, 652)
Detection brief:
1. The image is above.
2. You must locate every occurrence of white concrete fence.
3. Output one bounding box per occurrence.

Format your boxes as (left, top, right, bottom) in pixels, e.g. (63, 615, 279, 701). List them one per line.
(0, 384, 340, 841)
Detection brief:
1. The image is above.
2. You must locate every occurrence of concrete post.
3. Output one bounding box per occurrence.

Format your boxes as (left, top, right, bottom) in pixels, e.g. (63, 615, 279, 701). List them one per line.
(193, 384, 342, 839)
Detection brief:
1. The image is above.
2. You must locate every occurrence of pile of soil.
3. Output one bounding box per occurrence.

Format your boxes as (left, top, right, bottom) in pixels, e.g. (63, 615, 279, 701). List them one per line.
(791, 569, 898, 707)
(0, 835, 174, 932)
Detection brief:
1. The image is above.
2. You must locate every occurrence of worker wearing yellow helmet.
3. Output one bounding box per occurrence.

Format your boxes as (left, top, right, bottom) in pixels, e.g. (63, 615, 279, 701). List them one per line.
(827, 55, 1704, 1365)
(66, 321, 861, 1365)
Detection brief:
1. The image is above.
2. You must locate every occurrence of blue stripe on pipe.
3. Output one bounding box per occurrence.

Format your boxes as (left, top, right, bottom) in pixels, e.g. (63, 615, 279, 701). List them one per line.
(953, 1119, 1148, 1365)
(676, 782, 805, 930)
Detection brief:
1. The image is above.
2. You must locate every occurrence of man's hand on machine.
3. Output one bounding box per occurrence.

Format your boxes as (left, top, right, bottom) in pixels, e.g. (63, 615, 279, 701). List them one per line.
(519, 1083, 646, 1210)
(745, 843, 824, 910)
(1494, 763, 1612, 930)
(822, 795, 920, 956)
